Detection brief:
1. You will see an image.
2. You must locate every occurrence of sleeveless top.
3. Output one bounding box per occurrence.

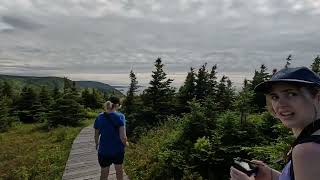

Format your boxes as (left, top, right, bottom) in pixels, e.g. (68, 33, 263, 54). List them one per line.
(279, 161, 292, 180)
(279, 135, 320, 180)
(279, 119, 320, 180)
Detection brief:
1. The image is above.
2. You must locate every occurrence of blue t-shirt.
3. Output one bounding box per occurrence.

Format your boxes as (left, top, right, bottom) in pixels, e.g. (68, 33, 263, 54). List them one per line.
(94, 112, 125, 156)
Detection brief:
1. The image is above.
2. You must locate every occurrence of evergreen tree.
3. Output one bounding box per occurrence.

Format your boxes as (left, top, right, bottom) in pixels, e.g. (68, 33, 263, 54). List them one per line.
(250, 64, 270, 112)
(39, 86, 52, 109)
(243, 78, 249, 90)
(35, 86, 53, 122)
(103, 92, 109, 101)
(285, 54, 292, 68)
(72, 81, 77, 93)
(195, 63, 210, 100)
(234, 80, 255, 124)
(63, 77, 73, 93)
(47, 91, 85, 128)
(208, 64, 218, 96)
(16, 86, 39, 122)
(81, 88, 91, 107)
(250, 64, 269, 89)
(0, 96, 12, 132)
(311, 55, 320, 74)
(1, 81, 13, 98)
(80, 88, 102, 109)
(123, 70, 139, 114)
(52, 86, 61, 100)
(142, 57, 175, 124)
(92, 88, 103, 108)
(178, 67, 196, 105)
(215, 76, 235, 111)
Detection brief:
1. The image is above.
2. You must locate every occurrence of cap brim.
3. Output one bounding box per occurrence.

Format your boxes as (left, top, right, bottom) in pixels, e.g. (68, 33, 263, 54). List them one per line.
(254, 79, 316, 93)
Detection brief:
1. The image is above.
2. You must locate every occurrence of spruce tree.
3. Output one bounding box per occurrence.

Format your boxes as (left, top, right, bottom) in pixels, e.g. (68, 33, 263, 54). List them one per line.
(52, 86, 61, 100)
(16, 86, 39, 122)
(142, 57, 175, 123)
(195, 63, 210, 100)
(35, 86, 52, 122)
(234, 79, 255, 124)
(1, 81, 13, 98)
(0, 96, 12, 132)
(123, 70, 139, 114)
(63, 77, 72, 93)
(208, 64, 218, 96)
(250, 64, 270, 112)
(215, 76, 235, 111)
(39, 86, 52, 109)
(81, 88, 91, 107)
(311, 55, 320, 74)
(92, 88, 103, 108)
(47, 91, 85, 128)
(178, 67, 196, 105)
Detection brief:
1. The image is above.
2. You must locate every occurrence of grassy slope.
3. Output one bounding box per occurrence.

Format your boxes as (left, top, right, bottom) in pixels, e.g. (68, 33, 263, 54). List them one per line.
(0, 117, 95, 180)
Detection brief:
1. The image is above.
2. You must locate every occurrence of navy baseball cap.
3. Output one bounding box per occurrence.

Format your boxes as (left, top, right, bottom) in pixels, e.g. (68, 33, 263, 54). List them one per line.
(255, 67, 320, 93)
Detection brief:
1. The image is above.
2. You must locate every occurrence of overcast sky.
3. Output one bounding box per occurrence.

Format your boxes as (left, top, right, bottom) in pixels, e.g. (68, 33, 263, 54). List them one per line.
(0, 0, 319, 87)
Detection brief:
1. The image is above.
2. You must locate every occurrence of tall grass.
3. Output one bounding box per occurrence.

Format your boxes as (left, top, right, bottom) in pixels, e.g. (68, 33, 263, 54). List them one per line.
(0, 116, 95, 180)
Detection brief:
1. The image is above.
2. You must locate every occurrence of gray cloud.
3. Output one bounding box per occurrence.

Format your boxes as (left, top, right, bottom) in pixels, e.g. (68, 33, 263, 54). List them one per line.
(1, 15, 44, 31)
(0, 0, 319, 86)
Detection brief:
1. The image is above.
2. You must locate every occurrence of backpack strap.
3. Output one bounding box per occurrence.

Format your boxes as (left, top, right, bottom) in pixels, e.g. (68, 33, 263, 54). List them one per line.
(288, 119, 320, 162)
(289, 135, 320, 180)
(104, 112, 120, 129)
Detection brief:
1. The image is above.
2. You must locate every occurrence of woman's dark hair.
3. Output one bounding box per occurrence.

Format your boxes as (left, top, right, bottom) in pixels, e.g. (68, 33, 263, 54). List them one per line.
(109, 96, 121, 105)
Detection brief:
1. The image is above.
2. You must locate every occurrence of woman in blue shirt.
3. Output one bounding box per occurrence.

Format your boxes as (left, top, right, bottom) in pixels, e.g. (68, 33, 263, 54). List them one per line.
(94, 96, 128, 180)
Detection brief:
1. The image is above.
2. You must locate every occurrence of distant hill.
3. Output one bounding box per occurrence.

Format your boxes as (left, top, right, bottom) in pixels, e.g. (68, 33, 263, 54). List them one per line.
(75, 81, 123, 95)
(0, 74, 123, 96)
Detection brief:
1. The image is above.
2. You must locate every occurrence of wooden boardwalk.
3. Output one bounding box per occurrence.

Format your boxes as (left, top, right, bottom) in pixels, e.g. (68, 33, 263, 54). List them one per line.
(62, 126, 129, 180)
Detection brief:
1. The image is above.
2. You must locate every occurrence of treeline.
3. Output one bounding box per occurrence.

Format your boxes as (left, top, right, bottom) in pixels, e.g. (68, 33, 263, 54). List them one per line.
(0, 78, 112, 131)
(123, 55, 320, 179)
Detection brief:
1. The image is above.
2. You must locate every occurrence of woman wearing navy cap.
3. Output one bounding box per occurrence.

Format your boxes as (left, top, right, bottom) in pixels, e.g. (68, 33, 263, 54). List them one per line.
(230, 67, 320, 180)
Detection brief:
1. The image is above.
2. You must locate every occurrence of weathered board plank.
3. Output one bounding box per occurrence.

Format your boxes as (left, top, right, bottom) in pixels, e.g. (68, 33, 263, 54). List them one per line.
(62, 126, 129, 180)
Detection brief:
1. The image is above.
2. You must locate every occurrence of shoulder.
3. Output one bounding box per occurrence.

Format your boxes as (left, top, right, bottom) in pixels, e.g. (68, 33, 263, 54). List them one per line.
(97, 112, 105, 118)
(293, 142, 320, 157)
(292, 142, 320, 178)
(95, 112, 105, 120)
(117, 112, 125, 118)
(112, 112, 125, 118)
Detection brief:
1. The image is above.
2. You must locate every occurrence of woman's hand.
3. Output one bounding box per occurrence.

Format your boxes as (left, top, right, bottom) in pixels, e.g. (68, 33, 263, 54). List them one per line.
(230, 167, 255, 180)
(250, 160, 272, 180)
(230, 160, 276, 180)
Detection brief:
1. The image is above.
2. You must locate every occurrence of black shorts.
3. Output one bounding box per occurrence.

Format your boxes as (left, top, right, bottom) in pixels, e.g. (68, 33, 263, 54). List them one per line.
(98, 153, 124, 168)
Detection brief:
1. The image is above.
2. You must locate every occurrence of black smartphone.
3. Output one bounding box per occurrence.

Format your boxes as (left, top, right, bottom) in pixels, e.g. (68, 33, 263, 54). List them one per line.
(233, 157, 258, 177)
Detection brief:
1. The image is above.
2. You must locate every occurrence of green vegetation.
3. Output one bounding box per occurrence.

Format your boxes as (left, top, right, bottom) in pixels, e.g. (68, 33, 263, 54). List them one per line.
(122, 55, 318, 179)
(0, 119, 94, 180)
(1, 54, 320, 179)
(0, 74, 116, 179)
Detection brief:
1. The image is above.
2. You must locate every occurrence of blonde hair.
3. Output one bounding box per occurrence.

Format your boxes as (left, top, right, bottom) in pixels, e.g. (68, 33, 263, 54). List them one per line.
(104, 101, 113, 110)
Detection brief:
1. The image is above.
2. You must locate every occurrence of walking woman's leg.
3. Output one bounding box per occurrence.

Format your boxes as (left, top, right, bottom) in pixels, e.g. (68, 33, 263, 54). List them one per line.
(114, 164, 123, 180)
(100, 166, 110, 180)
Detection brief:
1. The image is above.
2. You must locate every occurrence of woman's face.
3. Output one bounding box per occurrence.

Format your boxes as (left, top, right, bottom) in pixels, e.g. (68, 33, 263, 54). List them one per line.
(267, 83, 320, 129)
